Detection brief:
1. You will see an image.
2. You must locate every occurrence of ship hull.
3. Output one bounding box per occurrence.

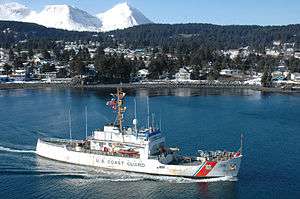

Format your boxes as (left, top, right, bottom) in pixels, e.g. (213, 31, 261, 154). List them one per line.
(36, 139, 242, 178)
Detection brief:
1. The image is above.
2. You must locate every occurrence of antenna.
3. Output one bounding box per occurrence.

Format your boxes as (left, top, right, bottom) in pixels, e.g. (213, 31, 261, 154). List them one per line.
(117, 88, 126, 131)
(147, 96, 150, 129)
(133, 98, 138, 137)
(151, 113, 155, 129)
(68, 109, 72, 140)
(159, 111, 162, 130)
(85, 106, 88, 139)
(240, 133, 244, 154)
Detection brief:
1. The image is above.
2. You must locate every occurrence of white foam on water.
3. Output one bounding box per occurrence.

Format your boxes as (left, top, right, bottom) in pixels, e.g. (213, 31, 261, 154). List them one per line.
(81, 169, 238, 183)
(130, 174, 238, 183)
(0, 145, 36, 154)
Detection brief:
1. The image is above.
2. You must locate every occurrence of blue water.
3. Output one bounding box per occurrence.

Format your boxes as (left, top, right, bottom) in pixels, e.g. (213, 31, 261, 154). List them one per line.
(0, 88, 299, 199)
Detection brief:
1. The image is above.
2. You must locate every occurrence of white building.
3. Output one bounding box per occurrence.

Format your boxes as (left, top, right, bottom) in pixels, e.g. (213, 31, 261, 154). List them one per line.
(291, 73, 300, 81)
(137, 69, 149, 79)
(294, 51, 300, 59)
(223, 49, 240, 59)
(11, 69, 27, 81)
(175, 68, 191, 81)
(220, 69, 242, 77)
(266, 49, 280, 57)
(273, 41, 281, 46)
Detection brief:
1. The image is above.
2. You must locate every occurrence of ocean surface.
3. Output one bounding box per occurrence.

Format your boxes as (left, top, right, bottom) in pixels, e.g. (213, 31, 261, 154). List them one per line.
(0, 88, 299, 199)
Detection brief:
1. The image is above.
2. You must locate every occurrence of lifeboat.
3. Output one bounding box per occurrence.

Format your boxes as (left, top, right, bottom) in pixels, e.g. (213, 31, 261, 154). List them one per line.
(117, 149, 139, 156)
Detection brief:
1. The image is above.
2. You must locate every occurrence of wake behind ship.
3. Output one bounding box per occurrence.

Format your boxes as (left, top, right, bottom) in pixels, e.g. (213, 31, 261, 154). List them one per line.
(36, 88, 242, 178)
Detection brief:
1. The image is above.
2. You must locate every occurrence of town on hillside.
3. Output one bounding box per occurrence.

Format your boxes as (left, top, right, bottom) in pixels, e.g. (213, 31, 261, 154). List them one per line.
(0, 37, 300, 89)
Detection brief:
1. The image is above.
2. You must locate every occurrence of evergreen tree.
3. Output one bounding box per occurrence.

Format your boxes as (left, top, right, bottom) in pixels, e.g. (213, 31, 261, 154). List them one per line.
(261, 66, 273, 87)
(70, 58, 86, 77)
(3, 63, 12, 75)
(28, 49, 34, 59)
(9, 49, 15, 61)
(42, 49, 51, 60)
(41, 63, 56, 73)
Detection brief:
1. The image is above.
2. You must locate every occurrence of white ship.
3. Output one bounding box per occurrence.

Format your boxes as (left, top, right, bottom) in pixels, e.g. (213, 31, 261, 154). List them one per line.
(36, 88, 242, 178)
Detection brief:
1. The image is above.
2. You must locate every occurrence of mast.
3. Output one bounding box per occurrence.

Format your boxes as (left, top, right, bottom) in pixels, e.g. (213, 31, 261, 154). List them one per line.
(68, 109, 72, 140)
(147, 96, 150, 129)
(151, 113, 155, 129)
(240, 133, 244, 154)
(117, 88, 126, 131)
(85, 106, 88, 139)
(159, 110, 162, 130)
(134, 98, 138, 135)
(106, 88, 126, 133)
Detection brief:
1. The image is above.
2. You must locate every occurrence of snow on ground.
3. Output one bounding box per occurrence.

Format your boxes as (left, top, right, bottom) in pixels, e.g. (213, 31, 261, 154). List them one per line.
(243, 78, 262, 86)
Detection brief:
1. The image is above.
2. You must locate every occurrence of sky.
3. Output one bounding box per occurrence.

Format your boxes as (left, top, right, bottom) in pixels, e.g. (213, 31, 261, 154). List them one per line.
(1, 0, 300, 25)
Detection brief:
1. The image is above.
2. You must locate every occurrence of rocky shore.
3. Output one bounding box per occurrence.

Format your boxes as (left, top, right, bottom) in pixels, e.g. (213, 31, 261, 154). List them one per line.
(0, 81, 299, 93)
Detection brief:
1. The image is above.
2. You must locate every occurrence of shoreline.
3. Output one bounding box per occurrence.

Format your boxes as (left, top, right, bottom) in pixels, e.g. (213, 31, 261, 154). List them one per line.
(0, 82, 299, 93)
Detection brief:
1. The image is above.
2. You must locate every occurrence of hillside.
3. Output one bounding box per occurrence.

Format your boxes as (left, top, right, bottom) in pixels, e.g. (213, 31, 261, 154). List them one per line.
(110, 23, 300, 50)
(0, 21, 106, 48)
(0, 21, 299, 51)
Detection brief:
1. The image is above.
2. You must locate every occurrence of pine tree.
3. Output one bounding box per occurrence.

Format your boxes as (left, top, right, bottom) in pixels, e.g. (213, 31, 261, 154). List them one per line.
(8, 49, 15, 61)
(261, 66, 273, 87)
(3, 64, 12, 75)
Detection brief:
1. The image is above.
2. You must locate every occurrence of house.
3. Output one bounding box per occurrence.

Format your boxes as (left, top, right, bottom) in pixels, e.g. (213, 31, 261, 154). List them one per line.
(40, 71, 57, 81)
(175, 67, 191, 81)
(291, 73, 300, 81)
(272, 66, 290, 78)
(219, 69, 242, 77)
(137, 69, 149, 79)
(272, 71, 283, 78)
(275, 65, 288, 72)
(11, 69, 27, 81)
(266, 49, 280, 57)
(223, 49, 240, 59)
(294, 51, 300, 59)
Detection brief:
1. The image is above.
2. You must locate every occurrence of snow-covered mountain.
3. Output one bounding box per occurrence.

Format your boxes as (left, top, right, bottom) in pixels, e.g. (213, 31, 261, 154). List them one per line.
(24, 5, 101, 32)
(0, 2, 31, 21)
(97, 2, 152, 32)
(0, 2, 152, 32)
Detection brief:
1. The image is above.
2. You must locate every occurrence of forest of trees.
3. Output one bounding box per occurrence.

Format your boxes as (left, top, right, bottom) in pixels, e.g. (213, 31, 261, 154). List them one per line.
(1, 21, 299, 50)
(111, 23, 300, 50)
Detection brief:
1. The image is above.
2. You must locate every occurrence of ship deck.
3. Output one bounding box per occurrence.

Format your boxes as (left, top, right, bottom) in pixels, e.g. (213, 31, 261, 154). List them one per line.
(40, 138, 141, 159)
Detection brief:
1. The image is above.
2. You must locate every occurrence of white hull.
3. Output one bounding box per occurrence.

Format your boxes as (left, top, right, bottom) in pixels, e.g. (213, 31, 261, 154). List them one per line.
(36, 139, 242, 178)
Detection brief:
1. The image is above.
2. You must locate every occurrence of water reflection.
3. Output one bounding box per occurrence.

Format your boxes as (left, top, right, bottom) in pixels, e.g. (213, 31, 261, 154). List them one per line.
(196, 181, 238, 199)
(89, 87, 261, 98)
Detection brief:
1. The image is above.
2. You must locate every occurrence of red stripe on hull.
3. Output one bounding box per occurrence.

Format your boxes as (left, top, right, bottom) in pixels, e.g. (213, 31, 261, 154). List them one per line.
(195, 161, 217, 177)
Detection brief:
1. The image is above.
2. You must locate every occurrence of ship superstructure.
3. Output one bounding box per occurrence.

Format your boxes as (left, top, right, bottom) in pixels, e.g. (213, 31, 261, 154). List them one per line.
(36, 88, 242, 178)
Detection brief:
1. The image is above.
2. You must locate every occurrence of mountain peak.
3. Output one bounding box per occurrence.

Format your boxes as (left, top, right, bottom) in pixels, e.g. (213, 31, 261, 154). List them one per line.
(42, 4, 72, 17)
(0, 2, 31, 21)
(0, 2, 153, 32)
(2, 2, 28, 9)
(24, 4, 101, 32)
(44, 4, 71, 11)
(97, 2, 152, 32)
(114, 2, 132, 9)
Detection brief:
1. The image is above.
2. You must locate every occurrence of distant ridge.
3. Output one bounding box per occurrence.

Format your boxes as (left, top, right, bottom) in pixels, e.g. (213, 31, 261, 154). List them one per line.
(0, 20, 299, 50)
